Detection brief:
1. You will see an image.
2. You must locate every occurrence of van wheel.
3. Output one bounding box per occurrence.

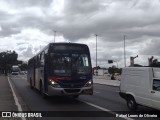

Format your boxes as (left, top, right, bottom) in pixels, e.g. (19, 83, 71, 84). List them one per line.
(40, 82, 47, 99)
(127, 97, 137, 110)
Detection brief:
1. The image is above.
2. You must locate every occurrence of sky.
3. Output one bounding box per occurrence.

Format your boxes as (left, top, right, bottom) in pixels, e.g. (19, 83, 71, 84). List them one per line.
(0, 0, 160, 68)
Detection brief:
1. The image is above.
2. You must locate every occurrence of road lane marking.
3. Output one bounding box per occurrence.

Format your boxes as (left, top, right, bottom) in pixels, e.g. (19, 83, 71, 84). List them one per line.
(94, 91, 100, 93)
(8, 77, 26, 120)
(80, 100, 134, 120)
(19, 75, 27, 80)
(11, 75, 27, 81)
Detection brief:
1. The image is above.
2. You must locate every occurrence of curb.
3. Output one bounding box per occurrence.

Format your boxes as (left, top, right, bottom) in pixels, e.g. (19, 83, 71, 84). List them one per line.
(94, 82, 120, 87)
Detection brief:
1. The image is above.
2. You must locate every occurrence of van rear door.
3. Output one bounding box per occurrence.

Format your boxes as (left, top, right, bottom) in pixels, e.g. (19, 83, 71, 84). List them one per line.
(151, 78, 160, 110)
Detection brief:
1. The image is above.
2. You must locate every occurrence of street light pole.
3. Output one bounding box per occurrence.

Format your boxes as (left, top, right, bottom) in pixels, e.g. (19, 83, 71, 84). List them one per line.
(95, 34, 98, 76)
(124, 35, 126, 67)
(54, 31, 56, 43)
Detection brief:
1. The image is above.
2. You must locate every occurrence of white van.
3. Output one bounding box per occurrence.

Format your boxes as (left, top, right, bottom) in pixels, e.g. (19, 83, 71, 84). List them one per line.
(119, 67, 160, 110)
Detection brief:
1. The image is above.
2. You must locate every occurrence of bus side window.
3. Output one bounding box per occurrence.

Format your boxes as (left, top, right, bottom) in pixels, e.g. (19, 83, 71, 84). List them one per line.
(40, 52, 45, 66)
(36, 54, 41, 67)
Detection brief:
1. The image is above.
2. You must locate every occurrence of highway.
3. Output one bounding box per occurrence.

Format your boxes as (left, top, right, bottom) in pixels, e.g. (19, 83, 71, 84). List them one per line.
(9, 74, 159, 120)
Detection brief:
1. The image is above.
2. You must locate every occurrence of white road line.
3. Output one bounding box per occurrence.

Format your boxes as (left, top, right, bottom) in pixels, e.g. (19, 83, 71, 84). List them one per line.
(11, 75, 27, 80)
(80, 100, 134, 120)
(20, 76, 27, 80)
(94, 91, 100, 93)
(8, 77, 26, 120)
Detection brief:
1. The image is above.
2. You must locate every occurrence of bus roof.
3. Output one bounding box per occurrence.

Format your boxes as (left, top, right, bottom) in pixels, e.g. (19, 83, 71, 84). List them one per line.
(43, 42, 88, 51)
(28, 42, 89, 61)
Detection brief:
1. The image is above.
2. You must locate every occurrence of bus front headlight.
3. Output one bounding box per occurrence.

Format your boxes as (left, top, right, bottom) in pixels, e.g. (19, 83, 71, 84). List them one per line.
(49, 79, 60, 87)
(84, 80, 92, 87)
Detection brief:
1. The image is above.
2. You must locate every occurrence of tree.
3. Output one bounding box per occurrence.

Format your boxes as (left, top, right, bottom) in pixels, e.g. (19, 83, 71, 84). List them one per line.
(20, 62, 28, 71)
(108, 66, 122, 75)
(108, 67, 114, 74)
(0, 50, 18, 75)
(149, 56, 160, 67)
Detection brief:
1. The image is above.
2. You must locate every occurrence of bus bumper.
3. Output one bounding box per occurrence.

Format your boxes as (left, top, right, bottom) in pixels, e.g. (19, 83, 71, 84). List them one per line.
(47, 85, 93, 96)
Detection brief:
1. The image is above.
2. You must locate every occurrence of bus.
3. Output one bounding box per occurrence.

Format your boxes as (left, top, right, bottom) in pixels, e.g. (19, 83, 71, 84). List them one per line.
(27, 43, 93, 98)
(11, 65, 20, 75)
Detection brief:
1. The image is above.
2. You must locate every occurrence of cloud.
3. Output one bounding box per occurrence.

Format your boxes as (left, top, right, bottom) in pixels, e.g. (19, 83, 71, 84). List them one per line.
(139, 38, 160, 56)
(0, 24, 21, 37)
(18, 45, 34, 60)
(0, 0, 160, 67)
(63, 0, 104, 15)
(5, 0, 53, 8)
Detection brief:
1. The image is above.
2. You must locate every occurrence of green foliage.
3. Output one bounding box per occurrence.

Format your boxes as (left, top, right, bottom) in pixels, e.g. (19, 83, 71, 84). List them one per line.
(20, 62, 28, 71)
(108, 66, 122, 75)
(0, 50, 18, 75)
(149, 56, 160, 67)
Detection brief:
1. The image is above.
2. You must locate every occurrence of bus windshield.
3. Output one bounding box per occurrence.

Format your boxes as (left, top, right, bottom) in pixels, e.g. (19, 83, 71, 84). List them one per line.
(50, 53, 90, 76)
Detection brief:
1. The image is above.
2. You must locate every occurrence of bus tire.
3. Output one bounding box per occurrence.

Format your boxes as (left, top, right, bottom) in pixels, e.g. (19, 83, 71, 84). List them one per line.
(40, 81, 47, 99)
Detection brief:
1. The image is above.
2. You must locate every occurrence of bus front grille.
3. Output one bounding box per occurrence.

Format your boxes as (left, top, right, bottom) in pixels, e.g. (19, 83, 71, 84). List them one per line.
(64, 89, 80, 93)
(58, 80, 87, 88)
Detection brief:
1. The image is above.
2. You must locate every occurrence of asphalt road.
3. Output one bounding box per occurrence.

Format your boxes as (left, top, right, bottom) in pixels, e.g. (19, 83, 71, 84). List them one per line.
(9, 74, 159, 120)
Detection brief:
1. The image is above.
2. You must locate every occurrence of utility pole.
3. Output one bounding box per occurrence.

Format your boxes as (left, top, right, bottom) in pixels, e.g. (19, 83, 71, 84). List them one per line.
(95, 34, 98, 76)
(54, 31, 56, 43)
(124, 35, 126, 67)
